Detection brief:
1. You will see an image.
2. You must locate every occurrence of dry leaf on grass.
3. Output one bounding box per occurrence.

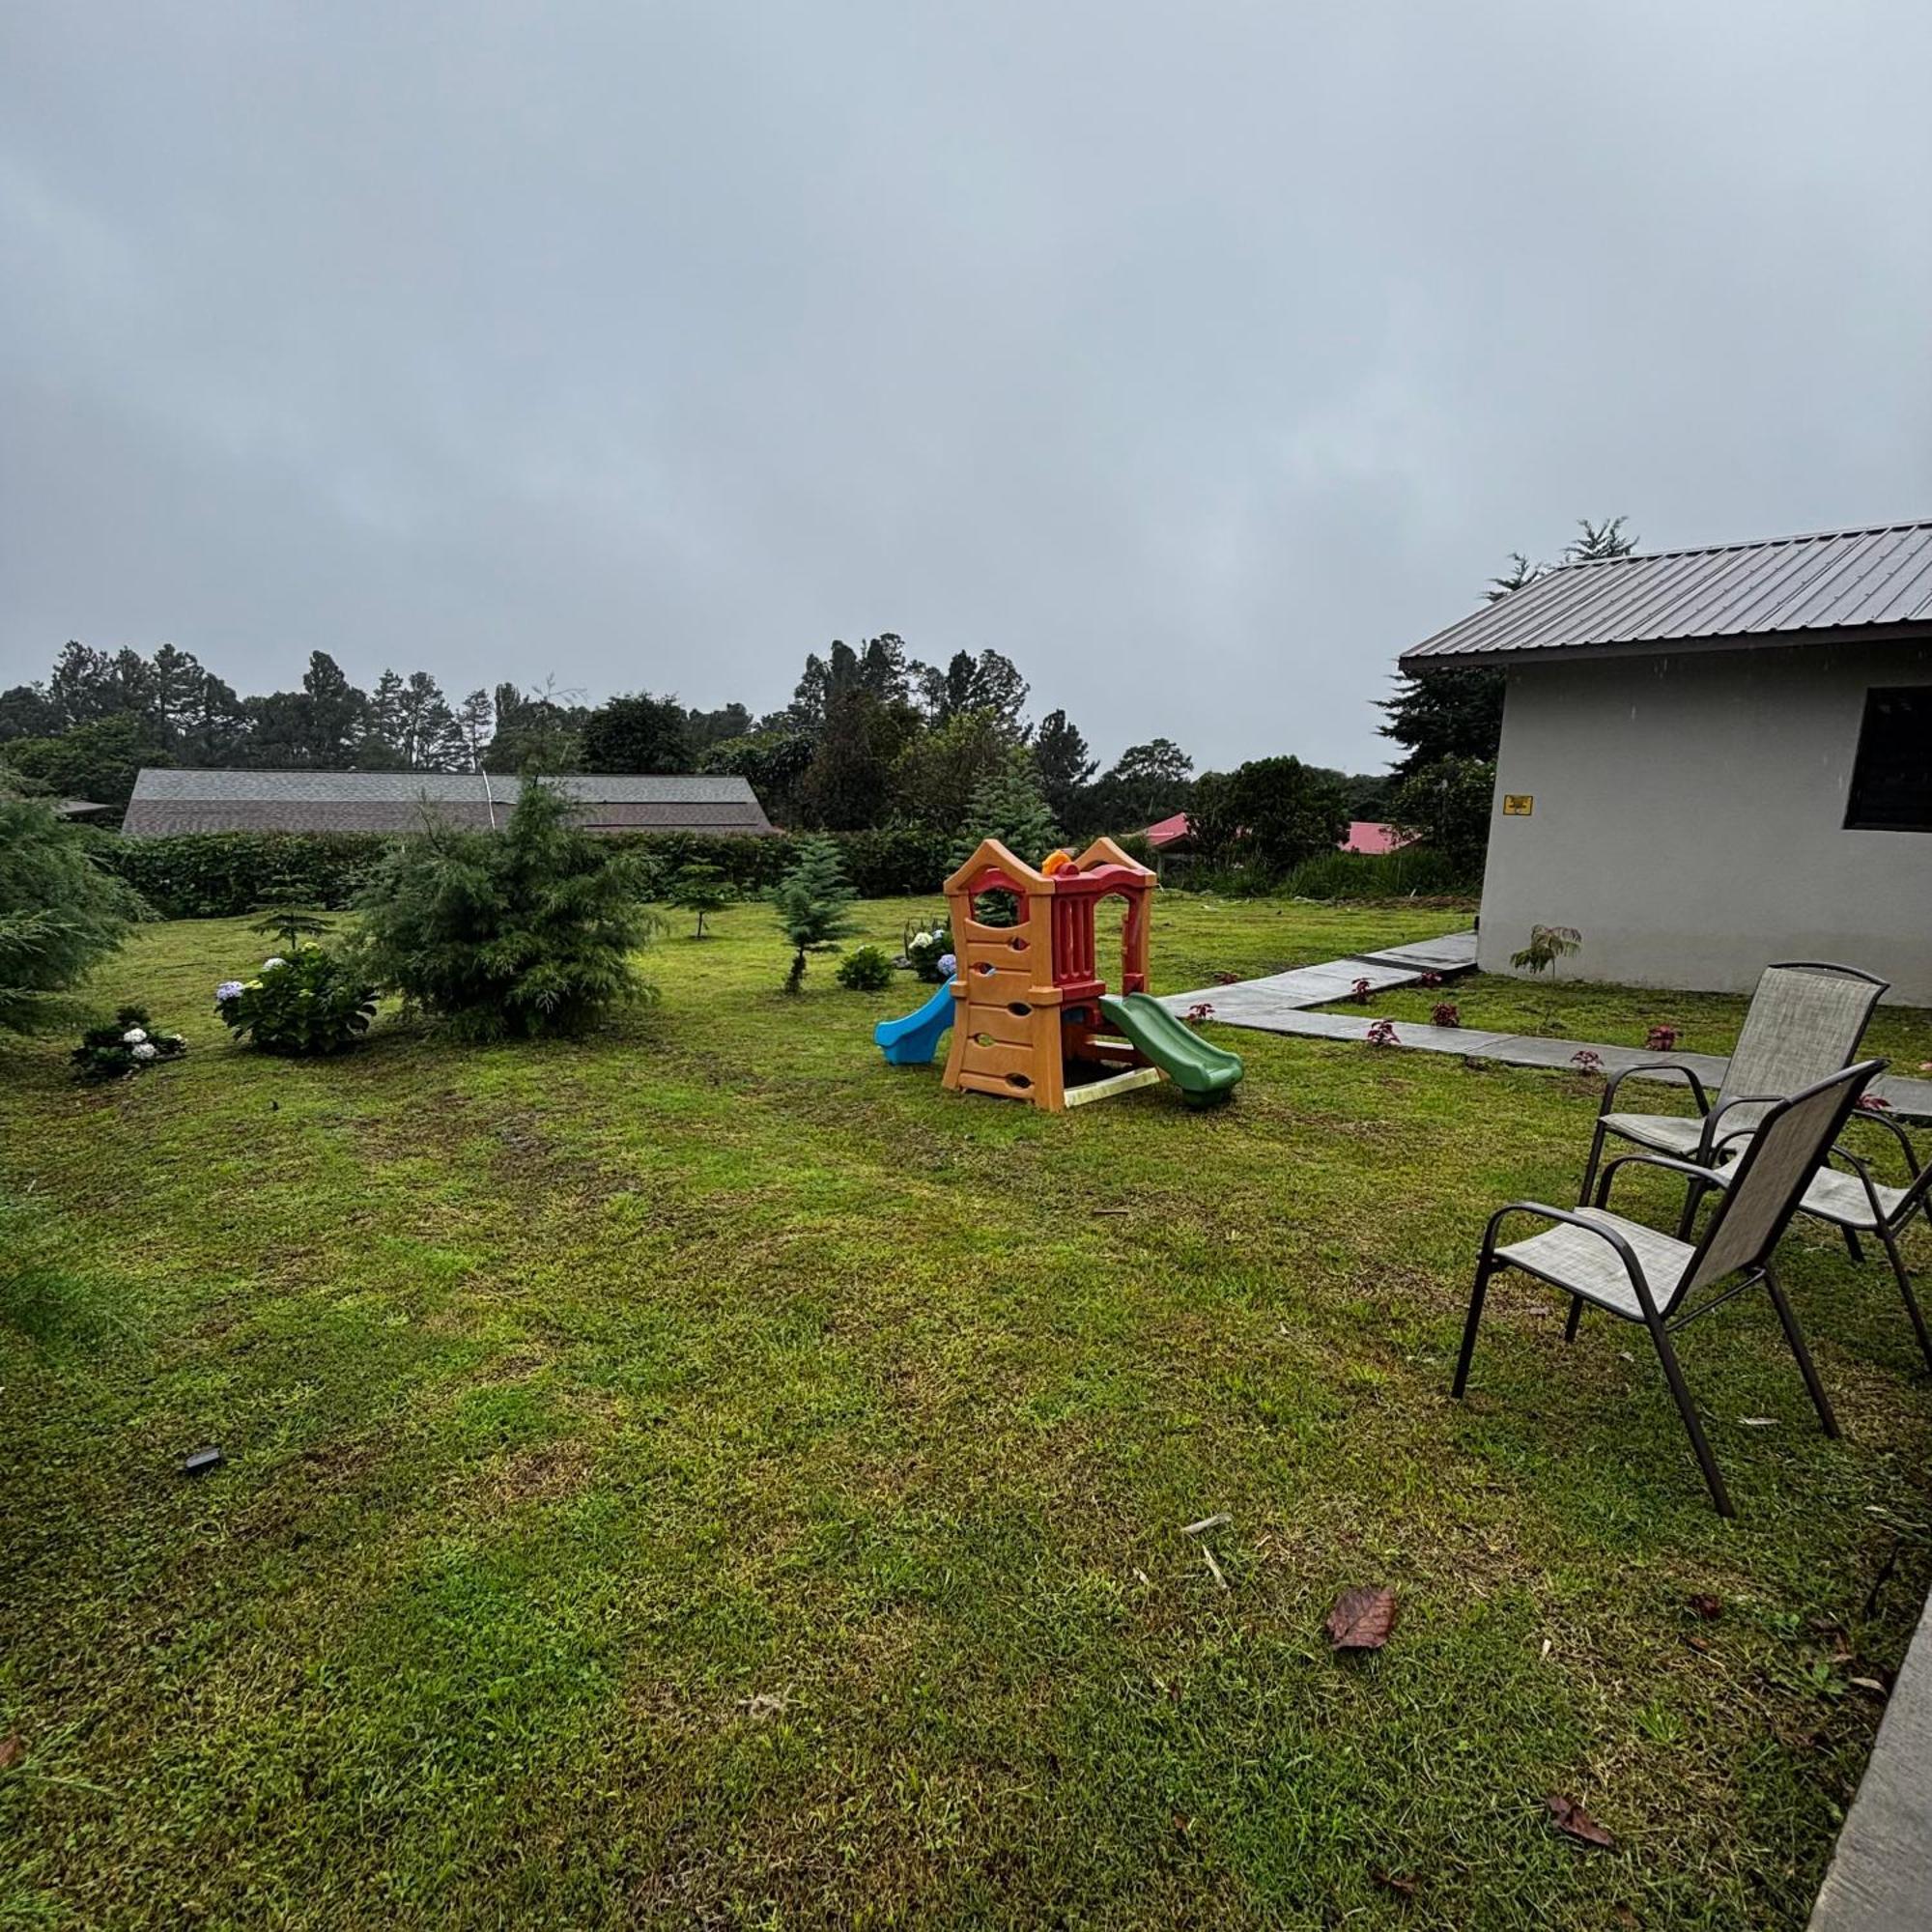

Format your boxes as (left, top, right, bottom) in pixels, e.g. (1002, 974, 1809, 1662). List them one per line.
(0, 1735, 21, 1771)
(1688, 1593, 1722, 1620)
(1326, 1585, 1399, 1651)
(1547, 1794, 1615, 1848)
(1373, 1869, 1417, 1901)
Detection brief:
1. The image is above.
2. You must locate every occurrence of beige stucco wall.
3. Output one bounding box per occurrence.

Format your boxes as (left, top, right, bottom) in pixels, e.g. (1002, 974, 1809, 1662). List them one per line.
(1477, 640, 1932, 1006)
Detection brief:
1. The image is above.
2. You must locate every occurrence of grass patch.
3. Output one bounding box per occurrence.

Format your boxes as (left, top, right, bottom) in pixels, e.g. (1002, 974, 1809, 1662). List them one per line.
(2, 896, 1928, 1927)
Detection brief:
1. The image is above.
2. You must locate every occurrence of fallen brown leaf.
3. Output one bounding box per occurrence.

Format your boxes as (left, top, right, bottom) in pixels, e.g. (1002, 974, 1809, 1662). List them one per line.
(1684, 1634, 1711, 1654)
(1547, 1794, 1615, 1848)
(1326, 1585, 1399, 1651)
(1373, 1869, 1418, 1902)
(1850, 1676, 1888, 1695)
(0, 1735, 20, 1772)
(1688, 1593, 1722, 1620)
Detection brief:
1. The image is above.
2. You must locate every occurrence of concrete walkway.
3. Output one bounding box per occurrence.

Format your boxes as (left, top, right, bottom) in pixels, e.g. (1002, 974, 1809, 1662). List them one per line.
(1160, 933, 1932, 1122)
(1808, 1591, 1932, 1929)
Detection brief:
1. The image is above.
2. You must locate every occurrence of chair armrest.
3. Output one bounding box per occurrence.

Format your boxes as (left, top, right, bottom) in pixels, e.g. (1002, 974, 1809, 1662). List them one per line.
(1701, 1092, 1784, 1160)
(1594, 1151, 1731, 1212)
(1824, 1147, 1893, 1228)
(1482, 1200, 1662, 1320)
(1828, 1143, 1932, 1225)
(1838, 1107, 1924, 1179)
(1597, 1062, 1712, 1119)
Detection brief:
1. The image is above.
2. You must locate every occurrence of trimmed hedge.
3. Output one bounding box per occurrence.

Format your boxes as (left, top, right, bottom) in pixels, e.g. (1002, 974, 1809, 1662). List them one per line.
(92, 824, 958, 919)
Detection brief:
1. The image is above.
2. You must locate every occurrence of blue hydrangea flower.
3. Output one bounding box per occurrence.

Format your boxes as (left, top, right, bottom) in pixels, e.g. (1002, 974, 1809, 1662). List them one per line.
(215, 980, 245, 1003)
(937, 952, 957, 978)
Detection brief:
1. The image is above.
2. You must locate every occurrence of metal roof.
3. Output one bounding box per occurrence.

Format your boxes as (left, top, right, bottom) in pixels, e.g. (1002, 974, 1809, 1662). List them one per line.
(1400, 520, 1932, 669)
(123, 769, 775, 838)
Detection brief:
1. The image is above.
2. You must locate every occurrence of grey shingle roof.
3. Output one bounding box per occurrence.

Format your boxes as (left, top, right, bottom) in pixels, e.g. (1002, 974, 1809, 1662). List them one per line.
(122, 770, 775, 838)
(1401, 520, 1932, 669)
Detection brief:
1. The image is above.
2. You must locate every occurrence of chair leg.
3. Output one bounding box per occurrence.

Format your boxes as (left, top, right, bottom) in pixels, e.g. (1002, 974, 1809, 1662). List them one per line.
(1675, 1179, 1708, 1243)
(1842, 1225, 1865, 1264)
(1646, 1317, 1734, 1517)
(1877, 1225, 1932, 1371)
(1763, 1263, 1839, 1438)
(1452, 1258, 1495, 1399)
(1563, 1294, 1585, 1343)
(1577, 1122, 1610, 1207)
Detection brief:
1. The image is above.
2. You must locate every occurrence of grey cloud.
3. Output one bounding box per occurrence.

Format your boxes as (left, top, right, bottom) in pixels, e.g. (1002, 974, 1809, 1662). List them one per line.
(4, 1, 1929, 769)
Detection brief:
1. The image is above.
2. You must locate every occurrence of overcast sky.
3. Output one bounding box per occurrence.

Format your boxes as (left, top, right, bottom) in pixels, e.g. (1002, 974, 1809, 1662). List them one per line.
(4, 3, 1930, 772)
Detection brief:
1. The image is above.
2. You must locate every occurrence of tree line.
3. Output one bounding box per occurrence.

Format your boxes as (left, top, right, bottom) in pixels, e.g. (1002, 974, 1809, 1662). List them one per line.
(0, 633, 1390, 854)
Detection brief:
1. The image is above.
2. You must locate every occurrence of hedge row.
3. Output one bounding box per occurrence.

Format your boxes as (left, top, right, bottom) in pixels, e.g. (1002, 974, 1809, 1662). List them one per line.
(91, 825, 959, 920)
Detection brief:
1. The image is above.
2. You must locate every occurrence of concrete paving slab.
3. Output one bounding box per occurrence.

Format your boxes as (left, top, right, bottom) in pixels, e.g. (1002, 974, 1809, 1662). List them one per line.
(1351, 932, 1479, 973)
(1809, 1589, 1932, 1929)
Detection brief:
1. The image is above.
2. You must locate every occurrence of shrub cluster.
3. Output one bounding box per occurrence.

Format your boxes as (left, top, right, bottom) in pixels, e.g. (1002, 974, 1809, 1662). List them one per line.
(71, 1006, 188, 1082)
(93, 824, 957, 919)
(835, 945, 896, 992)
(215, 947, 378, 1057)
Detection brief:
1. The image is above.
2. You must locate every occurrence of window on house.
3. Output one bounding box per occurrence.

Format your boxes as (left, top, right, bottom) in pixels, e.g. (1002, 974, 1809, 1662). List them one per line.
(1844, 687, 1932, 833)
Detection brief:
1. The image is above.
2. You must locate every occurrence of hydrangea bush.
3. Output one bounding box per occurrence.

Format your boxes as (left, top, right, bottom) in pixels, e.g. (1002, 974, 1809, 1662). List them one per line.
(71, 1005, 187, 1083)
(216, 947, 377, 1057)
(902, 920, 954, 983)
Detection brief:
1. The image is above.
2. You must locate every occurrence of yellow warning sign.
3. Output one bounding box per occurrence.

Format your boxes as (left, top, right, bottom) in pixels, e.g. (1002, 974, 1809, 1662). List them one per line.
(1502, 794, 1534, 816)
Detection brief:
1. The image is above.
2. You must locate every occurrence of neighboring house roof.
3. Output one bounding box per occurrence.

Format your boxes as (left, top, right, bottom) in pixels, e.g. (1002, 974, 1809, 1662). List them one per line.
(1401, 520, 1932, 669)
(1342, 820, 1408, 855)
(1142, 814, 1411, 856)
(122, 770, 775, 838)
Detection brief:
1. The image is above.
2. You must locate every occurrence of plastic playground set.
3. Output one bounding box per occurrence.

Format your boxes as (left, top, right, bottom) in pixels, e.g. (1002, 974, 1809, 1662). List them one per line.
(873, 837, 1244, 1112)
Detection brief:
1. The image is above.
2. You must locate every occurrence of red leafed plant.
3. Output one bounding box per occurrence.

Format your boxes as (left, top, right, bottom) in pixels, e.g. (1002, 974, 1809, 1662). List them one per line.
(1211, 970, 1241, 985)
(1856, 1094, 1893, 1112)
(1185, 1002, 1215, 1025)
(1365, 1018, 1400, 1047)
(1419, 971, 1444, 989)
(1645, 1024, 1680, 1052)
(1571, 1048, 1605, 1076)
(1432, 1002, 1461, 1028)
(1350, 976, 1374, 1003)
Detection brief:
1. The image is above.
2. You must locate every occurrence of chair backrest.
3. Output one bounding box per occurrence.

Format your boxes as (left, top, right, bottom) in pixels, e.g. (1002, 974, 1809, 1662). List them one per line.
(1681, 1060, 1886, 1300)
(1715, 961, 1888, 1137)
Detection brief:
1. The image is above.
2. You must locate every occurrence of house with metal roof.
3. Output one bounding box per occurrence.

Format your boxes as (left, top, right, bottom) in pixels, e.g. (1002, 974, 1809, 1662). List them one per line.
(121, 769, 776, 838)
(1399, 520, 1932, 1004)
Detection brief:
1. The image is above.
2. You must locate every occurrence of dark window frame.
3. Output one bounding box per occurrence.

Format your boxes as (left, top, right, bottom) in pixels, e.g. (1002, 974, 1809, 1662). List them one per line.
(1843, 685, 1932, 834)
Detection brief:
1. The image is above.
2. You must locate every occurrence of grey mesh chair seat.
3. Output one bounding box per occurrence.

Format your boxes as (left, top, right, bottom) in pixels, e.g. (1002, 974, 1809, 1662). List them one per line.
(1577, 962, 1887, 1231)
(1455, 1061, 1885, 1516)
(1495, 1208, 1694, 1321)
(1796, 1165, 1914, 1231)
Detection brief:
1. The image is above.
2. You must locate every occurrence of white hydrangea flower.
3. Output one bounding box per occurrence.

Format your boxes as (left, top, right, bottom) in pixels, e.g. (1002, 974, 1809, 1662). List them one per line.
(262, 956, 287, 971)
(131, 1041, 158, 1062)
(122, 1027, 148, 1044)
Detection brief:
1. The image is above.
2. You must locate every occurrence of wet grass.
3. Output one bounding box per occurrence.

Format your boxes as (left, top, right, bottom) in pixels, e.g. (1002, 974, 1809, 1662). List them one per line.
(2, 895, 1928, 1928)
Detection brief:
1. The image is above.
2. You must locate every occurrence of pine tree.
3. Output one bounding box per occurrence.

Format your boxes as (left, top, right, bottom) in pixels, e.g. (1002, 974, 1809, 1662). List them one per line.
(772, 836, 858, 992)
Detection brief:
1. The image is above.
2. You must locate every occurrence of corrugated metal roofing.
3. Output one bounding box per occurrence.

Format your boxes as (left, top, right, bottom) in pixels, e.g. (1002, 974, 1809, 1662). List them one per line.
(1400, 520, 1932, 668)
(122, 769, 775, 838)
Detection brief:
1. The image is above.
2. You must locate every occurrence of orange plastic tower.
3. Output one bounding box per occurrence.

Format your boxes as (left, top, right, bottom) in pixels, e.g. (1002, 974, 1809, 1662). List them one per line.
(940, 836, 1157, 1110)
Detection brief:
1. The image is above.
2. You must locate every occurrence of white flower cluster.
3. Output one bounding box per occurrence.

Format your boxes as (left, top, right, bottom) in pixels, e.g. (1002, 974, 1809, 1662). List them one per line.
(131, 1042, 158, 1061)
(262, 956, 287, 971)
(122, 1026, 148, 1044)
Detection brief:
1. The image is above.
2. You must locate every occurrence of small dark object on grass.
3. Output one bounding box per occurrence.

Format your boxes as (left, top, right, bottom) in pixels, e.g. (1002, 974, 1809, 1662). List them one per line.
(1326, 1584, 1398, 1651)
(182, 1446, 223, 1476)
(1373, 1870, 1417, 1903)
(1185, 1002, 1215, 1024)
(1365, 1018, 1400, 1048)
(1689, 1593, 1722, 1620)
(1419, 971, 1444, 989)
(1350, 976, 1374, 1004)
(1571, 1048, 1605, 1077)
(1431, 1002, 1461, 1028)
(1645, 1023, 1680, 1052)
(0, 1735, 22, 1771)
(1546, 1794, 1614, 1848)
(1212, 970, 1241, 985)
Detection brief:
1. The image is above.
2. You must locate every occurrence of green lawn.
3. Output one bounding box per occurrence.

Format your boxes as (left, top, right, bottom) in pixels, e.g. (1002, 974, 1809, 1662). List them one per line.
(3, 895, 1930, 1929)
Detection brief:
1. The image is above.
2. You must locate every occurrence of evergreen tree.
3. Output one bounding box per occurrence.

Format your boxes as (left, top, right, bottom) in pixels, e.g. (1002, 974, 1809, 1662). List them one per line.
(0, 783, 147, 1032)
(952, 748, 1061, 869)
(890, 708, 1009, 832)
(772, 836, 858, 992)
(1033, 708, 1097, 827)
(670, 862, 732, 938)
(353, 777, 659, 1039)
(794, 687, 919, 829)
(581, 691, 694, 773)
(1081, 738, 1193, 834)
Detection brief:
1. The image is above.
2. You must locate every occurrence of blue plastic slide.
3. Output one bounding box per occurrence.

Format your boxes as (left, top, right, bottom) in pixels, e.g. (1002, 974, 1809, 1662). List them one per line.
(875, 981, 956, 1065)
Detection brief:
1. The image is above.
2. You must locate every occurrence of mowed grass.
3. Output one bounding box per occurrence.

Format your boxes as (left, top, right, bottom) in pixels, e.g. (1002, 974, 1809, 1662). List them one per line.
(2, 894, 1929, 1930)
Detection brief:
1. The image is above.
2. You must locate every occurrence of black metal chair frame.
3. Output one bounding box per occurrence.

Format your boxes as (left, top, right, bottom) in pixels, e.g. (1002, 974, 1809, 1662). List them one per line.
(1453, 1064, 1881, 1517)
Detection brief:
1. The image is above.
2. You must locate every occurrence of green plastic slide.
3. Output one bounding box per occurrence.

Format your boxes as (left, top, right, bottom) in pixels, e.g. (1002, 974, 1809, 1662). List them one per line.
(1097, 992, 1245, 1107)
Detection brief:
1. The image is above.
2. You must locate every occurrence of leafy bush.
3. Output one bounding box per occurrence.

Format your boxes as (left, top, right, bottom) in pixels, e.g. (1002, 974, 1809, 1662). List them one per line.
(215, 919, 378, 1056)
(1512, 924, 1582, 977)
(903, 919, 954, 982)
(1386, 755, 1496, 876)
(1, 789, 149, 1033)
(773, 837, 858, 993)
(71, 1005, 186, 1082)
(835, 945, 896, 992)
(354, 778, 661, 1040)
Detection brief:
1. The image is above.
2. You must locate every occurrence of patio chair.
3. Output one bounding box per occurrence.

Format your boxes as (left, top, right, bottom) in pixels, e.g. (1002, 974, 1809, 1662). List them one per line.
(1452, 1060, 1884, 1516)
(1782, 1110, 1932, 1370)
(1576, 961, 1888, 1234)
